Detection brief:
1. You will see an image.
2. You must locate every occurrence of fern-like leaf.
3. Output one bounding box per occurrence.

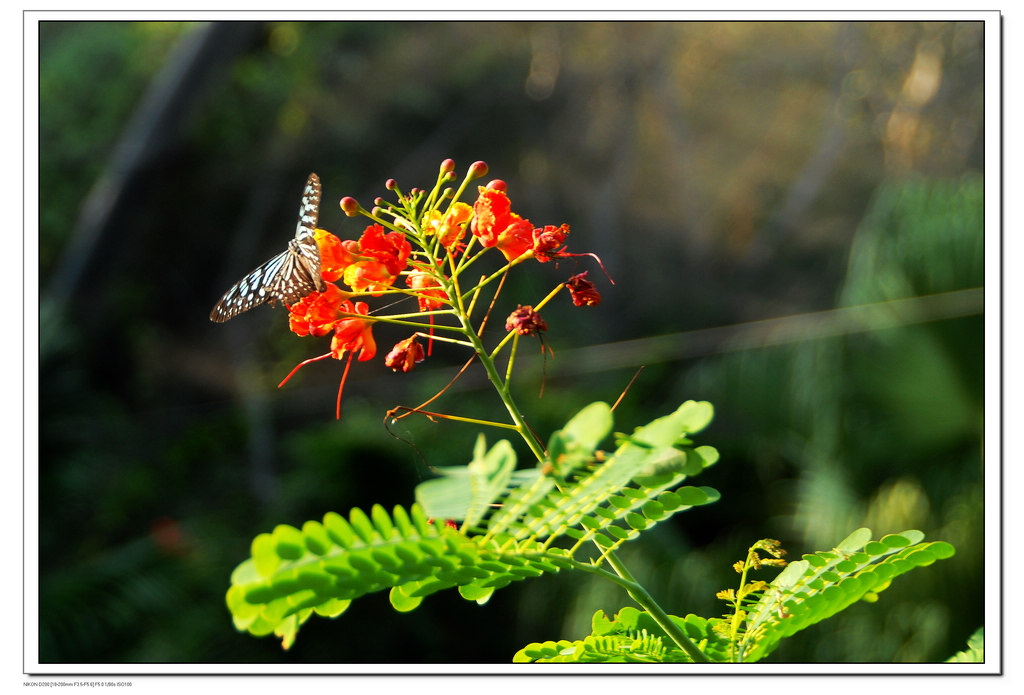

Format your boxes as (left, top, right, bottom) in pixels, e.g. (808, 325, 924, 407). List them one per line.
(737, 528, 956, 662)
(227, 401, 721, 648)
(228, 504, 578, 647)
(513, 608, 732, 663)
(486, 401, 718, 550)
(414, 435, 525, 529)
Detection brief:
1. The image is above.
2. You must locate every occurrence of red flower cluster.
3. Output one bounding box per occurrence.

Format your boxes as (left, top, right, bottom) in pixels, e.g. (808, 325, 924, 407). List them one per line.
(286, 274, 377, 363)
(470, 184, 578, 266)
(328, 224, 412, 295)
(278, 228, 390, 418)
(281, 288, 378, 419)
(270, 162, 606, 420)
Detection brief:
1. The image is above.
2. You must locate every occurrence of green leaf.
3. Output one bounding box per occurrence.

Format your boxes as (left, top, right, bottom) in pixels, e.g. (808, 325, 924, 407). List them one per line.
(272, 525, 306, 561)
(371, 504, 396, 539)
(559, 401, 614, 453)
(675, 400, 714, 433)
(836, 528, 872, 552)
(627, 401, 713, 449)
(631, 447, 689, 480)
(738, 529, 956, 662)
(389, 585, 424, 613)
(415, 436, 519, 525)
(545, 402, 613, 477)
(489, 402, 718, 549)
(313, 598, 351, 618)
(301, 521, 330, 555)
(251, 533, 280, 577)
(322, 512, 358, 549)
(347, 507, 378, 545)
(694, 445, 720, 467)
(459, 583, 495, 604)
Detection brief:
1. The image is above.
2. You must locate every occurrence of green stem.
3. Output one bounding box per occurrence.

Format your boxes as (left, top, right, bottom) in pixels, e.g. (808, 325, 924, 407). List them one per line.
(461, 320, 546, 463)
(603, 551, 710, 663)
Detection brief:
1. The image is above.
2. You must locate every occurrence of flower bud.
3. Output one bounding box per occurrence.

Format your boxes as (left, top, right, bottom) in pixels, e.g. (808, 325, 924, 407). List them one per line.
(485, 179, 507, 193)
(385, 178, 397, 190)
(467, 160, 489, 180)
(440, 158, 456, 175)
(339, 196, 361, 216)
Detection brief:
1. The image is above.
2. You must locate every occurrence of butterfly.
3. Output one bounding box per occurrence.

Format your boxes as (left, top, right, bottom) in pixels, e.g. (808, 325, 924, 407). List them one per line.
(210, 173, 326, 322)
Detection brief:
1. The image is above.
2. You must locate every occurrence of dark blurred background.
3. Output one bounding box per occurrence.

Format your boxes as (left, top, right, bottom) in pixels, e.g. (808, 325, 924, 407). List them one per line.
(36, 20, 985, 664)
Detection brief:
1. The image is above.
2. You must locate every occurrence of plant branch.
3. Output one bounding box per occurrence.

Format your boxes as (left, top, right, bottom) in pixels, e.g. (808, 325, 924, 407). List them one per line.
(603, 550, 710, 663)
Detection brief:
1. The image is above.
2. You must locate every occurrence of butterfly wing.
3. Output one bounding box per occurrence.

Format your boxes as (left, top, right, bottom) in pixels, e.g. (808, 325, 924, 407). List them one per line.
(295, 173, 321, 241)
(209, 249, 290, 322)
(209, 173, 324, 323)
(288, 172, 325, 296)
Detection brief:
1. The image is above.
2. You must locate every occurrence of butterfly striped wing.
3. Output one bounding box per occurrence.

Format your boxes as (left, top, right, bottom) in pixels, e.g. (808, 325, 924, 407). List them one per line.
(210, 173, 325, 323)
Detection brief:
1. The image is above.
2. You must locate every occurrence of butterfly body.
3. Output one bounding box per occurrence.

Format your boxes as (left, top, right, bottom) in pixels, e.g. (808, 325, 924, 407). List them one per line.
(210, 173, 323, 322)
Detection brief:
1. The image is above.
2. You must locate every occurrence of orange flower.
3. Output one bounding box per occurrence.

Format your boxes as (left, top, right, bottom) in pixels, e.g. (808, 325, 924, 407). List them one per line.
(287, 282, 349, 337)
(471, 187, 534, 262)
(423, 202, 472, 251)
(471, 186, 513, 247)
(406, 267, 446, 357)
(330, 300, 377, 362)
(339, 224, 412, 295)
(314, 229, 348, 282)
(278, 299, 376, 420)
(439, 203, 472, 249)
(343, 261, 400, 295)
(421, 210, 443, 236)
(495, 218, 535, 262)
(406, 269, 448, 311)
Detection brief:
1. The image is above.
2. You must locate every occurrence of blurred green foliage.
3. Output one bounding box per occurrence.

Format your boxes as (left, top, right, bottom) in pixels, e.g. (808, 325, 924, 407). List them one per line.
(37, 20, 985, 664)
